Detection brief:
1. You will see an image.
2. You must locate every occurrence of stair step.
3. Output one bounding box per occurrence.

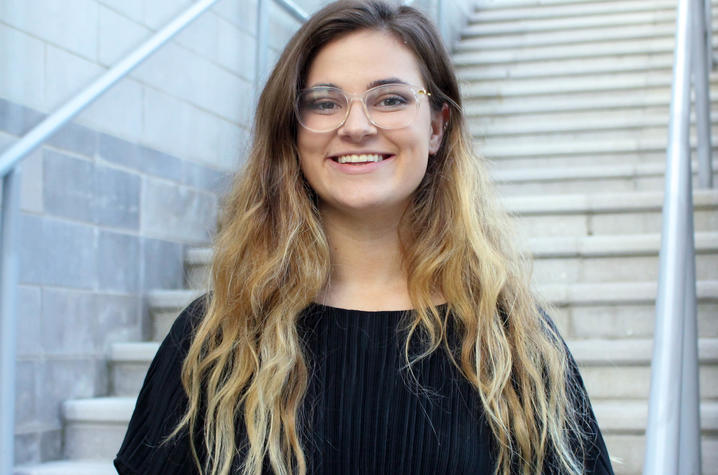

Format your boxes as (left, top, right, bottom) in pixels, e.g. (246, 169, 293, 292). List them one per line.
(469, 0, 676, 23)
(463, 88, 680, 118)
(542, 280, 718, 339)
(569, 338, 718, 366)
(185, 247, 212, 290)
(474, 113, 673, 139)
(147, 289, 202, 340)
(529, 232, 718, 283)
(463, 8, 678, 37)
(456, 54, 674, 82)
(456, 22, 675, 51)
(462, 72, 703, 99)
(14, 460, 117, 475)
(473, 0, 656, 9)
(492, 159, 718, 195)
(473, 108, 718, 136)
(592, 399, 718, 434)
(479, 137, 715, 167)
(453, 37, 676, 66)
(505, 189, 718, 237)
(61, 397, 134, 460)
(585, 363, 718, 403)
(109, 342, 161, 396)
(604, 434, 718, 475)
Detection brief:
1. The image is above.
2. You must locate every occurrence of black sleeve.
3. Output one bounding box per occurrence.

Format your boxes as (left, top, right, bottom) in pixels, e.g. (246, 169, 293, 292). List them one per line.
(539, 310, 615, 475)
(565, 349, 614, 475)
(114, 296, 207, 475)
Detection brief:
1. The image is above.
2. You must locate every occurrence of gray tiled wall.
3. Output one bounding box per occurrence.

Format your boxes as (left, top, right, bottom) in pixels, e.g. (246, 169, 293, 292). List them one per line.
(3, 97, 227, 465)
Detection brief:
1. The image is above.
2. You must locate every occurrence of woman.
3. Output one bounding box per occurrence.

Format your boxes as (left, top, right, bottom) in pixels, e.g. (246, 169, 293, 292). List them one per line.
(115, 1, 613, 474)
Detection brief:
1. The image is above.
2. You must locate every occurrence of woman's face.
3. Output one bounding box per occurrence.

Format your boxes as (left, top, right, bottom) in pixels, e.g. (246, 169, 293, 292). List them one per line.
(297, 29, 445, 218)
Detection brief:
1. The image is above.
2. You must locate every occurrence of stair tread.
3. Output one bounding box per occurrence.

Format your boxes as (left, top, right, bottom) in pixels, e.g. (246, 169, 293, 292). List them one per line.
(469, 0, 676, 23)
(568, 338, 718, 365)
(146, 289, 203, 308)
(457, 22, 675, 51)
(592, 399, 718, 432)
(110, 342, 160, 362)
(503, 189, 718, 213)
(492, 160, 718, 183)
(62, 397, 135, 422)
(538, 280, 718, 303)
(14, 460, 117, 475)
(462, 10, 678, 37)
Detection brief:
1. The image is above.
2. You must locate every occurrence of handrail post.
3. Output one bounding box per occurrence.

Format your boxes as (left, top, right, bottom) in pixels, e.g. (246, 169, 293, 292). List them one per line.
(678, 192, 701, 474)
(705, 0, 714, 70)
(0, 168, 22, 475)
(255, 0, 270, 99)
(437, 0, 447, 46)
(694, 0, 714, 188)
(643, 0, 697, 472)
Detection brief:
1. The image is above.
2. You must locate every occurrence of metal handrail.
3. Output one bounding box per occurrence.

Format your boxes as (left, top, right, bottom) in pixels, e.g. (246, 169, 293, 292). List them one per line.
(254, 0, 309, 94)
(644, 0, 714, 472)
(0, 1, 221, 472)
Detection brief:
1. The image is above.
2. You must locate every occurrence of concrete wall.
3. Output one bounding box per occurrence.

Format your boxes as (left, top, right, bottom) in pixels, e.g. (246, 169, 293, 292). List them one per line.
(1, 0, 473, 465)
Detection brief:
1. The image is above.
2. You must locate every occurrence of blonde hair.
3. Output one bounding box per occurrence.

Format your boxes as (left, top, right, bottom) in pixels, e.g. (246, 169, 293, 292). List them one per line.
(171, 1, 588, 474)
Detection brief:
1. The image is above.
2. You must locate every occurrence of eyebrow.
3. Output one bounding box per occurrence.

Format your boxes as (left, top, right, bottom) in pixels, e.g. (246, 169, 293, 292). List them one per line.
(367, 77, 408, 88)
(309, 77, 409, 89)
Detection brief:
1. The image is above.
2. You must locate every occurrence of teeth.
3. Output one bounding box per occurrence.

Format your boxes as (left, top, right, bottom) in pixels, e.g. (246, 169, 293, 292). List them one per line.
(336, 154, 383, 164)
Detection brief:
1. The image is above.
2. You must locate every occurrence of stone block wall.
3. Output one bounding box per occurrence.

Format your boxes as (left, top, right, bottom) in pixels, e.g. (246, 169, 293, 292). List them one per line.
(1, 0, 474, 465)
(2, 98, 223, 464)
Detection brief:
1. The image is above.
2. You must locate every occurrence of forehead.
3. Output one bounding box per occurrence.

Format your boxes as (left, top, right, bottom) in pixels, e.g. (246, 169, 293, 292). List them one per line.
(305, 29, 425, 91)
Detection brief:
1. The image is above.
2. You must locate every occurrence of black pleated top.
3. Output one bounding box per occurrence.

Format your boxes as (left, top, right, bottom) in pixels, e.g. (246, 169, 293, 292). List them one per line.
(115, 297, 614, 474)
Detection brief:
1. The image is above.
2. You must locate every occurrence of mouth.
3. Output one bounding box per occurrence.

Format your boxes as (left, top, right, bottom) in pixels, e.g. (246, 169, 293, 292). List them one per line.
(330, 153, 393, 165)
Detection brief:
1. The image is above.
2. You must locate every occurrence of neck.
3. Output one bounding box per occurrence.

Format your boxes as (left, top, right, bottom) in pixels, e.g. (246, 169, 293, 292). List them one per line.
(317, 205, 412, 311)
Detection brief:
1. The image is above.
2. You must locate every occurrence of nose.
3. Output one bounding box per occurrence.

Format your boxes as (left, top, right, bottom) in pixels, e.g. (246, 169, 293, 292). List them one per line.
(337, 98, 376, 140)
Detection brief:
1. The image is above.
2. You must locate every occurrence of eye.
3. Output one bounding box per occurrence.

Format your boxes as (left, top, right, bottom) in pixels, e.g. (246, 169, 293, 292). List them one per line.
(368, 85, 414, 111)
(376, 95, 409, 108)
(309, 99, 343, 114)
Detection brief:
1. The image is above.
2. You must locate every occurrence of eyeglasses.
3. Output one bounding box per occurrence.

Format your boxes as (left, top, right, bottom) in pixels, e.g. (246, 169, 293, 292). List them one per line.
(295, 83, 431, 133)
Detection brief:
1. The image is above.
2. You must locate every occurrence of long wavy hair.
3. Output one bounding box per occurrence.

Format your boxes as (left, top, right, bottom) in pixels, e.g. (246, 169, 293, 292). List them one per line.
(172, 1, 588, 474)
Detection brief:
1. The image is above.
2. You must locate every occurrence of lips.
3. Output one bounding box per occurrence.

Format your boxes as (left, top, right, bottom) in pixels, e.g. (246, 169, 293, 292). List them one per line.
(330, 153, 393, 164)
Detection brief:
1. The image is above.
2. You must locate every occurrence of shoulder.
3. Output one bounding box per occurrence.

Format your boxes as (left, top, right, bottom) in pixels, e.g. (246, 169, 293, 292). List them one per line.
(536, 309, 615, 475)
(114, 294, 208, 475)
(162, 294, 208, 353)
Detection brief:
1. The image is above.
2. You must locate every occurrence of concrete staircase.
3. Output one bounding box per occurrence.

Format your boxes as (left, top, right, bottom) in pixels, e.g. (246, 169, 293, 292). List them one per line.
(457, 0, 718, 473)
(14, 0, 718, 473)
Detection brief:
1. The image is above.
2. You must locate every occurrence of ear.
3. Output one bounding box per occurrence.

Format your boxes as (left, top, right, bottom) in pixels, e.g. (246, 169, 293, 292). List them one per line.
(428, 103, 450, 155)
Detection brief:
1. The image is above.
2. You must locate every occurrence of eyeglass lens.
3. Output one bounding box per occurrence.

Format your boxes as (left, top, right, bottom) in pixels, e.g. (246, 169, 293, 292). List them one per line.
(296, 84, 421, 132)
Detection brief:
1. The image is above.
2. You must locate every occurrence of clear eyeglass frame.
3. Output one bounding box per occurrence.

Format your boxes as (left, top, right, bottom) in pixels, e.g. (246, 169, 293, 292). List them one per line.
(295, 83, 432, 133)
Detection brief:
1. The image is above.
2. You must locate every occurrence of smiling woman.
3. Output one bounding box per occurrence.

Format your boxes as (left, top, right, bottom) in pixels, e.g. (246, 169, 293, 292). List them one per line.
(114, 1, 614, 475)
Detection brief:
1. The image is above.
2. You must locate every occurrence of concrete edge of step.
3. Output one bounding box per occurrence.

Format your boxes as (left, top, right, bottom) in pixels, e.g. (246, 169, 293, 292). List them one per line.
(13, 460, 117, 475)
(492, 160, 718, 184)
(538, 280, 718, 304)
(109, 342, 161, 362)
(569, 338, 718, 366)
(468, 0, 676, 22)
(593, 399, 718, 433)
(146, 289, 204, 309)
(185, 247, 213, 265)
(502, 188, 718, 214)
(62, 397, 136, 423)
(527, 231, 718, 257)
(452, 40, 675, 67)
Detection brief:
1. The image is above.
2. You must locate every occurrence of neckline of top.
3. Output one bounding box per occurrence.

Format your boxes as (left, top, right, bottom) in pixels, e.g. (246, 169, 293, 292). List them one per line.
(307, 302, 449, 316)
